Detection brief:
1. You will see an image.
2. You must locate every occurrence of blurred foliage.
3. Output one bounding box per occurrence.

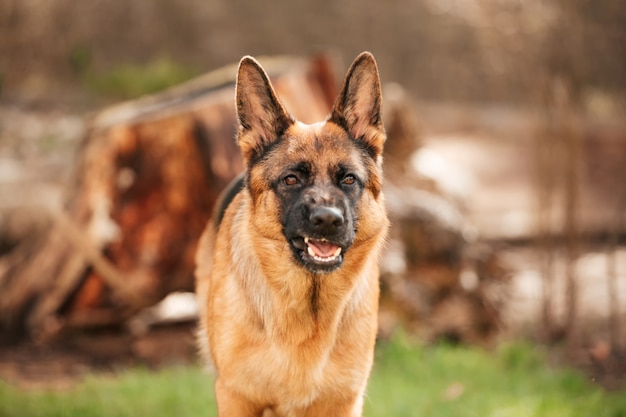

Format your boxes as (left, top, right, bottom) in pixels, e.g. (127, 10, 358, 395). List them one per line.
(83, 58, 199, 99)
(1, 337, 625, 417)
(1, 0, 625, 104)
(69, 44, 92, 75)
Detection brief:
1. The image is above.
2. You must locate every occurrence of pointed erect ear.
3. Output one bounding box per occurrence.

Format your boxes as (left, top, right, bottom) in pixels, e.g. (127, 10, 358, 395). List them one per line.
(236, 56, 294, 164)
(330, 52, 385, 157)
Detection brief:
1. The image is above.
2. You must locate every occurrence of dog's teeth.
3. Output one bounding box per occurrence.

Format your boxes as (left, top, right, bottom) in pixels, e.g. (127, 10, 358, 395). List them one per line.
(314, 255, 333, 262)
(333, 247, 342, 257)
(307, 246, 316, 257)
(304, 237, 310, 244)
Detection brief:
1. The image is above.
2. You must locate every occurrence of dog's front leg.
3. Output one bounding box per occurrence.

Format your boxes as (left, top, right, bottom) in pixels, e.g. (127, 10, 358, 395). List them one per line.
(286, 392, 364, 417)
(215, 379, 264, 417)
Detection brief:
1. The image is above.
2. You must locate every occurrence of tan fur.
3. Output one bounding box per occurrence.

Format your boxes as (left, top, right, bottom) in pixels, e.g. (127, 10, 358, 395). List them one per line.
(196, 52, 388, 417)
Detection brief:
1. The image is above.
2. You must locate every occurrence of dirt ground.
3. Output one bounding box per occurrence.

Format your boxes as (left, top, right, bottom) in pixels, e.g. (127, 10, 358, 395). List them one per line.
(1, 101, 625, 391)
(0, 323, 198, 391)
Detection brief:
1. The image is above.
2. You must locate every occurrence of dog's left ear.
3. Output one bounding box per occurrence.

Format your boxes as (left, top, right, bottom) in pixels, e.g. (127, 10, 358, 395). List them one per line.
(236, 56, 294, 165)
(330, 52, 385, 157)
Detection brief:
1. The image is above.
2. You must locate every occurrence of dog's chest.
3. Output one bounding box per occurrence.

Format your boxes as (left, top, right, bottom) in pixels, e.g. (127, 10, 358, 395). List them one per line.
(226, 333, 362, 407)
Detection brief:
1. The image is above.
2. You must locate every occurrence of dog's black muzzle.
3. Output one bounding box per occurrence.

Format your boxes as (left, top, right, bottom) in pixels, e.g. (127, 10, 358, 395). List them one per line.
(285, 196, 355, 274)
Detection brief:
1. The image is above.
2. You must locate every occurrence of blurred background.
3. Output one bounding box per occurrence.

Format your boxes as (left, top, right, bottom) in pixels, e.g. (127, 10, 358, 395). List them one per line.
(0, 0, 625, 408)
(2, 0, 625, 103)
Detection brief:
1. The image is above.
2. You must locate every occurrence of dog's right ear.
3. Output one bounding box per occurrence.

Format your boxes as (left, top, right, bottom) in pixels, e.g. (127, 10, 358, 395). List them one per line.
(236, 56, 294, 165)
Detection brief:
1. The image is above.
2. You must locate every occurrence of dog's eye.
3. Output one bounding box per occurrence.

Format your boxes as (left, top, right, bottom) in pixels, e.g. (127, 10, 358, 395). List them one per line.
(284, 175, 299, 186)
(342, 175, 356, 185)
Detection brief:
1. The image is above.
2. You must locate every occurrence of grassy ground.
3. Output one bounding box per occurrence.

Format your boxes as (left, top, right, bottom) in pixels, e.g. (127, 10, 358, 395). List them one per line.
(1, 336, 625, 417)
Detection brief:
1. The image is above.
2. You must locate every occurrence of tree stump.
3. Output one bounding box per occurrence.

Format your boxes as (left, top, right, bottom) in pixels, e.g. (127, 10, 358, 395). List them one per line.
(0, 55, 337, 341)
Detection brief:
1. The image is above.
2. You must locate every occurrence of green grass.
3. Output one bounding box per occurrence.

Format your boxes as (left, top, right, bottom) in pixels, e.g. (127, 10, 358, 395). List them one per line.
(1, 337, 625, 417)
(366, 336, 626, 417)
(0, 367, 215, 417)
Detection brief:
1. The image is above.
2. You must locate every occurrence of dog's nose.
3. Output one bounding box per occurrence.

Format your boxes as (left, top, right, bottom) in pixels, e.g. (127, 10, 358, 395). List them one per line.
(309, 206, 344, 231)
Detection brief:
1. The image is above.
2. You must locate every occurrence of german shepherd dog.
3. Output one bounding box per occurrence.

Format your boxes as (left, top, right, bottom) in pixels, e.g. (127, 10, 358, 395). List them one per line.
(195, 52, 389, 417)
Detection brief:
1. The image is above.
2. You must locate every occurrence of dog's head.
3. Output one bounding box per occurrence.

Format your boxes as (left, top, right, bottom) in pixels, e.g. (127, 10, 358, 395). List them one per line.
(236, 52, 386, 274)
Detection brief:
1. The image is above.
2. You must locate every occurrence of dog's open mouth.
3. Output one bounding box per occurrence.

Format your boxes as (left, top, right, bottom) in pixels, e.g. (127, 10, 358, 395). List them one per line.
(304, 237, 342, 262)
(291, 237, 344, 272)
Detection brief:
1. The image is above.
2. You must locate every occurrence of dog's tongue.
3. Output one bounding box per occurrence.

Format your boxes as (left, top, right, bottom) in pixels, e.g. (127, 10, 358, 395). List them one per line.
(307, 239, 340, 258)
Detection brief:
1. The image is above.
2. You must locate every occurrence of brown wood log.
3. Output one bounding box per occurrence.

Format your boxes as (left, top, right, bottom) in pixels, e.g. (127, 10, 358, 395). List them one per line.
(0, 55, 337, 340)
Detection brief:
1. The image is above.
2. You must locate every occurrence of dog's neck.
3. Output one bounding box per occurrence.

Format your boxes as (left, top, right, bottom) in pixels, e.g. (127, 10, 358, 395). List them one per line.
(231, 209, 376, 349)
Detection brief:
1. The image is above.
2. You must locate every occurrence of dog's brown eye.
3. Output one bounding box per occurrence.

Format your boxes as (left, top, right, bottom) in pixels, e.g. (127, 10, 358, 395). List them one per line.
(342, 175, 356, 185)
(284, 175, 299, 186)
